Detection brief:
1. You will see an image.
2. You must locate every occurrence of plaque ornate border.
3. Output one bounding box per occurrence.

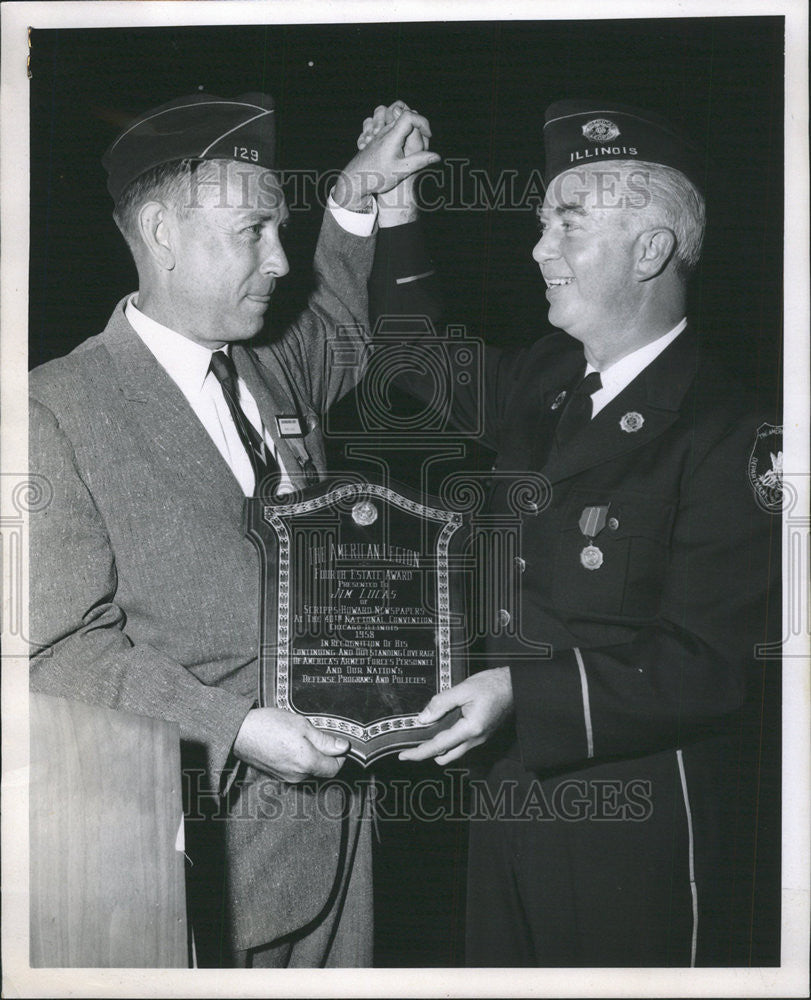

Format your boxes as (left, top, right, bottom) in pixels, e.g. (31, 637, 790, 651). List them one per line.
(263, 483, 463, 743)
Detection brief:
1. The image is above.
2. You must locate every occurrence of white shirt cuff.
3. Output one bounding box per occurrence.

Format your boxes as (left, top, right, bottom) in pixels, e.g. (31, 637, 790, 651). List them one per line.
(327, 191, 378, 238)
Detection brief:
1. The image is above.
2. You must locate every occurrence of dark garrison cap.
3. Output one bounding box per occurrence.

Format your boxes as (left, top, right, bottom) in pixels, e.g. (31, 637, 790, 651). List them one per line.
(543, 100, 704, 191)
(102, 92, 276, 203)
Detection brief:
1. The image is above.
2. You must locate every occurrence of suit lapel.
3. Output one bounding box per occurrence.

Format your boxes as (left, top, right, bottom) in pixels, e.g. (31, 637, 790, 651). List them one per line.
(231, 345, 312, 490)
(542, 327, 699, 484)
(99, 302, 246, 507)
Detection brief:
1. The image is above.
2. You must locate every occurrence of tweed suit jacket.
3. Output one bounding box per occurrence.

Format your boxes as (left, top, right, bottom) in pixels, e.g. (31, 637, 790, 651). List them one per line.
(29, 209, 375, 950)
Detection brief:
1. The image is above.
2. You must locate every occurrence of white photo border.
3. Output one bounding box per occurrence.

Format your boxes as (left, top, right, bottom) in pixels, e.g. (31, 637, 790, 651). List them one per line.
(2, 1, 808, 997)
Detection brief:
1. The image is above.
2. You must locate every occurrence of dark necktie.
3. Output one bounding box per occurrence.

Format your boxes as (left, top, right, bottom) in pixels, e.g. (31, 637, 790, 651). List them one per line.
(209, 350, 279, 496)
(554, 370, 603, 447)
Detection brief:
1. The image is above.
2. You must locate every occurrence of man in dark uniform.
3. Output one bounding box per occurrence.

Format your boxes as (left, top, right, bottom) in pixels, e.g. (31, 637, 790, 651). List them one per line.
(373, 101, 781, 965)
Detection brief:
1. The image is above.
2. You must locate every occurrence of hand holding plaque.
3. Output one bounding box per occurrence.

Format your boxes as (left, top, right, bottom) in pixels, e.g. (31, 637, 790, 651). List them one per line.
(397, 667, 514, 765)
(232, 706, 350, 782)
(245, 477, 469, 765)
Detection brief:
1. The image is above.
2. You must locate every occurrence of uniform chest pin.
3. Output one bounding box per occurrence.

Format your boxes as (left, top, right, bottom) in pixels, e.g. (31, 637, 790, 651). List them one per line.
(550, 390, 567, 411)
(620, 411, 645, 433)
(578, 505, 609, 570)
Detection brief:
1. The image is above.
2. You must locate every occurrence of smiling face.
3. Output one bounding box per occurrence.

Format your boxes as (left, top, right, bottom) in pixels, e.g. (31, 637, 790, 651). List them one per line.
(166, 160, 290, 348)
(533, 164, 646, 349)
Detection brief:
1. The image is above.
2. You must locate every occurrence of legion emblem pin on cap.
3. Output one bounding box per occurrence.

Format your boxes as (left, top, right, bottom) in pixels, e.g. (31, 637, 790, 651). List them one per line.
(102, 92, 277, 203)
(543, 99, 704, 191)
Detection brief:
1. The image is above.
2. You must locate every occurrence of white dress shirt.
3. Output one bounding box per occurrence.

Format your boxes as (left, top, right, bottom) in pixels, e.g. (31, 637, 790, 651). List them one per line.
(326, 192, 378, 236)
(126, 297, 293, 496)
(586, 318, 687, 417)
(126, 194, 376, 496)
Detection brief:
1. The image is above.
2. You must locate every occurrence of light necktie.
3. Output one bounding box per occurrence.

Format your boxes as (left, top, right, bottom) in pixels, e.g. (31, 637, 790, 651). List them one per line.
(209, 350, 279, 496)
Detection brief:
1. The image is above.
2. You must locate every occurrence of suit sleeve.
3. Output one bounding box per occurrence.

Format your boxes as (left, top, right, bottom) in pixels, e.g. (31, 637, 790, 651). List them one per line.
(510, 416, 781, 771)
(367, 219, 526, 447)
(28, 396, 254, 784)
(263, 208, 377, 413)
(368, 219, 442, 323)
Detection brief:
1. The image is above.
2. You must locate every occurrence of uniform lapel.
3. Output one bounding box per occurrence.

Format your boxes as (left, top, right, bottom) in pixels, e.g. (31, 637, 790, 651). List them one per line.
(542, 327, 699, 484)
(99, 302, 246, 507)
(530, 347, 586, 470)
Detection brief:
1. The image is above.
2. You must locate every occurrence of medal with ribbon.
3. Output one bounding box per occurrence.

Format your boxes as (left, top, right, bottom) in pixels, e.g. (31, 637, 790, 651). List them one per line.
(578, 504, 609, 570)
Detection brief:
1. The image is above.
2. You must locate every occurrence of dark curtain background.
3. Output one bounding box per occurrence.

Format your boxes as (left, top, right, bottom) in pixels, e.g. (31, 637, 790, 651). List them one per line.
(29, 17, 783, 967)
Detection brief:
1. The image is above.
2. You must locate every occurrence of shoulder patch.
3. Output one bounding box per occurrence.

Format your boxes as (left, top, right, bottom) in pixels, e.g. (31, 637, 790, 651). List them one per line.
(748, 422, 783, 513)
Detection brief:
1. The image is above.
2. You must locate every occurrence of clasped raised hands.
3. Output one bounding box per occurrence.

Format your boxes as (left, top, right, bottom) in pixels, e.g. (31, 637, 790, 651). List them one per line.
(333, 101, 439, 212)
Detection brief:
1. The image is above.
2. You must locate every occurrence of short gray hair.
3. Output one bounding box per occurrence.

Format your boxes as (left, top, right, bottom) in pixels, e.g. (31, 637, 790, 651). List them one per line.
(617, 160, 706, 274)
(112, 159, 198, 252)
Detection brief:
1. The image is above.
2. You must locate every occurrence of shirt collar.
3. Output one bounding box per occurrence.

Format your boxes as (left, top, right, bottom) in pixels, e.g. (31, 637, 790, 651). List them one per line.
(125, 294, 224, 394)
(586, 317, 687, 390)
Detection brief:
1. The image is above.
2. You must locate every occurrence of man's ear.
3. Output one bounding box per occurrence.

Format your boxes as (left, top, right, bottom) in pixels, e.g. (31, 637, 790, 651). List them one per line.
(137, 201, 176, 271)
(634, 227, 676, 280)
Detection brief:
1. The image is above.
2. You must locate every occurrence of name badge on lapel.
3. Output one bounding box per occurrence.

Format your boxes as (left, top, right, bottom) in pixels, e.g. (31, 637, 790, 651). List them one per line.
(275, 415, 303, 438)
(275, 414, 318, 484)
(578, 504, 609, 571)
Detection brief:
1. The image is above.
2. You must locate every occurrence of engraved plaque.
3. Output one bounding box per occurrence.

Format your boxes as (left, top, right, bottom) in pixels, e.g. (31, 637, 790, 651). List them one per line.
(245, 478, 469, 765)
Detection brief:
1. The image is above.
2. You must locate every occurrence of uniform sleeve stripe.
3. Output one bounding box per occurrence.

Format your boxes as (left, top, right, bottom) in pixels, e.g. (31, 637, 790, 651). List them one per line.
(395, 269, 436, 285)
(676, 748, 699, 967)
(573, 647, 594, 759)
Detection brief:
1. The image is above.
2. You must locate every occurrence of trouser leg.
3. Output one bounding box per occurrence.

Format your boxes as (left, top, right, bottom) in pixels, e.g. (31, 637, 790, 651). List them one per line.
(465, 759, 695, 966)
(234, 802, 373, 969)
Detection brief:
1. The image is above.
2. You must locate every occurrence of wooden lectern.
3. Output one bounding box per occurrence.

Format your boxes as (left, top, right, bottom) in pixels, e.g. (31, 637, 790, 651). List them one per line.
(29, 693, 188, 967)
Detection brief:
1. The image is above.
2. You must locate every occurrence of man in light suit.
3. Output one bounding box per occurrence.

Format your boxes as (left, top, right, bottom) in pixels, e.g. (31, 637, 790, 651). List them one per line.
(28, 92, 438, 967)
(374, 101, 781, 965)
